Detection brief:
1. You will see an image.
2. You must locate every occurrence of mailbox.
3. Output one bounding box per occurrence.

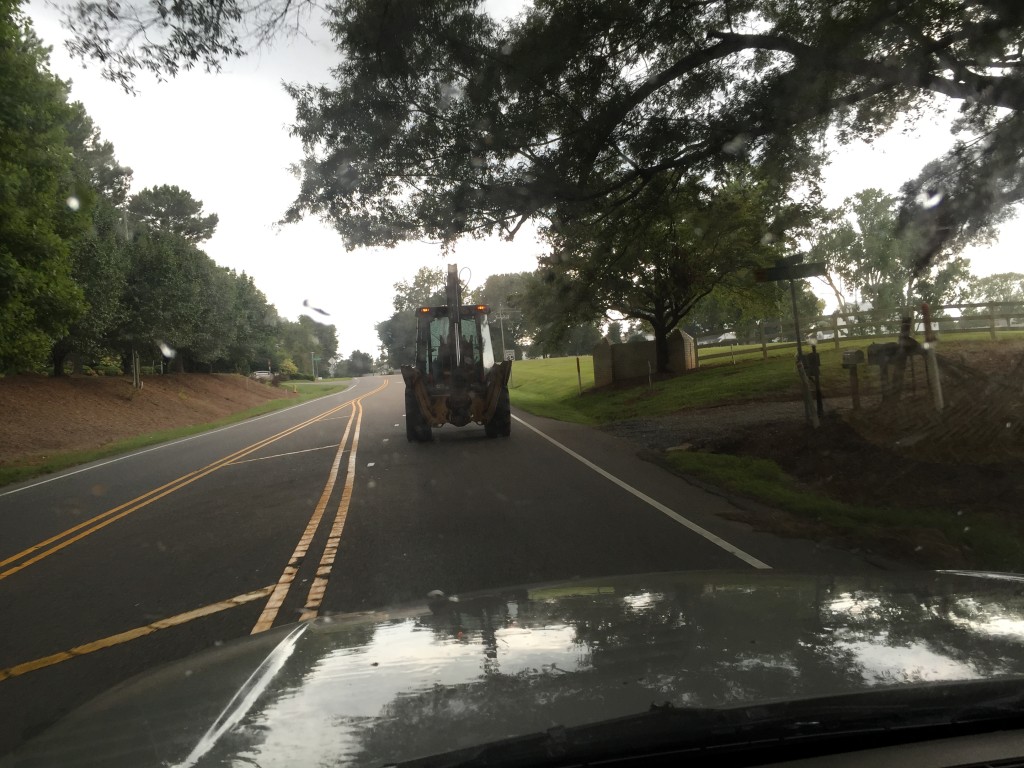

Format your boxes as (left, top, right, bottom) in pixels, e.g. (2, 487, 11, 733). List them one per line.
(842, 349, 865, 369)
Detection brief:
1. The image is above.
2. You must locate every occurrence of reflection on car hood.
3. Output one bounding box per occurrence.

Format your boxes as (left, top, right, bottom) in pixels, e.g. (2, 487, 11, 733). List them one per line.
(8, 570, 1024, 767)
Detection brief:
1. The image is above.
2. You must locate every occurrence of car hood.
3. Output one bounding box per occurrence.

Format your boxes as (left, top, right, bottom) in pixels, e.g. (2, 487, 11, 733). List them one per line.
(8, 569, 1024, 767)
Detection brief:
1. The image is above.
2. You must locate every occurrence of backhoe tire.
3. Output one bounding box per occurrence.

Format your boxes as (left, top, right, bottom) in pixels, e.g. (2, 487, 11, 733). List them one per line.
(405, 388, 432, 442)
(485, 386, 511, 438)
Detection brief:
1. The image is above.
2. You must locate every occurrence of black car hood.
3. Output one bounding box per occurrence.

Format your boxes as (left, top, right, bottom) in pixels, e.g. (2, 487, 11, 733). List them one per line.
(7, 570, 1024, 767)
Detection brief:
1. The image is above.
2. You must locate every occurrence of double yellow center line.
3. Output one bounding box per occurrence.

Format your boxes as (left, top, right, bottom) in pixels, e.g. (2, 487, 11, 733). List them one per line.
(0, 390, 367, 582)
(252, 380, 381, 631)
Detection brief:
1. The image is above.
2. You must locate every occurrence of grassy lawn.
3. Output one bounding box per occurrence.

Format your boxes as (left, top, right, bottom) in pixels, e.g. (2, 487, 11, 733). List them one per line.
(510, 350, 850, 424)
(0, 379, 352, 488)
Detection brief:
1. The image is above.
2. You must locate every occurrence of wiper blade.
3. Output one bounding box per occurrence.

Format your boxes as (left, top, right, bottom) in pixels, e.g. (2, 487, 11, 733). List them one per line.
(391, 678, 1024, 768)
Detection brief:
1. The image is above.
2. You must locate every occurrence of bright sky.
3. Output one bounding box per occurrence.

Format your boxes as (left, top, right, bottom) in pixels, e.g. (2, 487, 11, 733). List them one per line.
(24, 1, 1022, 356)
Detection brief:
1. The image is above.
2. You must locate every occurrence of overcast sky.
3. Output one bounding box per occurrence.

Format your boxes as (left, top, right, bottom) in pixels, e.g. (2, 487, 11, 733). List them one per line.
(25, 1, 1022, 358)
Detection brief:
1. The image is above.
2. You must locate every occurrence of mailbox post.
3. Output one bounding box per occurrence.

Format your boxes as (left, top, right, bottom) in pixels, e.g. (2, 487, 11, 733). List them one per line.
(754, 258, 827, 427)
(842, 349, 865, 410)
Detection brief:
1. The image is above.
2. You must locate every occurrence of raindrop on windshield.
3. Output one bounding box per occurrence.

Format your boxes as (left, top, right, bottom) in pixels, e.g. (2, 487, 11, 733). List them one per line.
(158, 341, 176, 358)
(66, 196, 80, 211)
(915, 187, 945, 208)
(760, 232, 775, 245)
(722, 133, 749, 155)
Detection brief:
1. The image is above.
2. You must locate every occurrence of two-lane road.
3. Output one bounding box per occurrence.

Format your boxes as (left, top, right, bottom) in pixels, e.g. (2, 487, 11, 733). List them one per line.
(0, 375, 874, 755)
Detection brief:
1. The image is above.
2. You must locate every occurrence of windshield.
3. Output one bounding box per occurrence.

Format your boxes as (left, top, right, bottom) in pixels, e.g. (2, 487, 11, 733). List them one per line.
(3, 0, 1024, 764)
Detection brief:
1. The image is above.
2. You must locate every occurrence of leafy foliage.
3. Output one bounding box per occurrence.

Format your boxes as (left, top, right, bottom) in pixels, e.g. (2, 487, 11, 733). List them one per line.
(538, 173, 792, 370)
(811, 188, 973, 313)
(967, 273, 1024, 305)
(0, 2, 87, 370)
(128, 184, 218, 244)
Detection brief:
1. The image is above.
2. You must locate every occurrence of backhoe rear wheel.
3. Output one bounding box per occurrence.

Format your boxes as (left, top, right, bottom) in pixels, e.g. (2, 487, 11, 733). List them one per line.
(405, 388, 432, 442)
(485, 386, 511, 438)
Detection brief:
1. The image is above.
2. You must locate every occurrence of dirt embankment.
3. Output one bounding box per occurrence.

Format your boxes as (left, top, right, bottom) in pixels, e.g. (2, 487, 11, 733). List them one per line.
(0, 374, 295, 466)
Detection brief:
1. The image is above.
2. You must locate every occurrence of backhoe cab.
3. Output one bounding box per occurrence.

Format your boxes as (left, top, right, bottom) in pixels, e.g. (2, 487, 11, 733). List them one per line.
(401, 264, 512, 442)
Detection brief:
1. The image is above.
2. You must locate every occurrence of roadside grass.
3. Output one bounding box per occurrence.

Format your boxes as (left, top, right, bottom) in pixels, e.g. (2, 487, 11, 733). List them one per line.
(510, 353, 826, 424)
(0, 379, 352, 489)
(508, 357, 598, 423)
(661, 451, 1024, 571)
(510, 335, 1024, 425)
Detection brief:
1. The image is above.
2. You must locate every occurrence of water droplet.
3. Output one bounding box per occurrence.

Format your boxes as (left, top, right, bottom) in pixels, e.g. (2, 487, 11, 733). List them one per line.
(914, 545, 923, 552)
(66, 196, 80, 211)
(922, 341, 932, 350)
(760, 232, 775, 245)
(470, 156, 484, 168)
(382, 438, 389, 443)
(1007, 422, 1013, 429)
(915, 187, 944, 208)
(500, 43, 512, 56)
(722, 134, 749, 155)
(956, 510, 964, 516)
(964, 526, 971, 532)
(367, 480, 377, 489)
(158, 341, 176, 358)
(367, 461, 375, 467)
(335, 163, 359, 191)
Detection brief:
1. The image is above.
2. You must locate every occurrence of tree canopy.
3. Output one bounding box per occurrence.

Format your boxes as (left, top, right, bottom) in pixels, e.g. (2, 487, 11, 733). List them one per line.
(538, 172, 793, 371)
(810, 188, 972, 313)
(128, 184, 219, 244)
(0, 1, 89, 370)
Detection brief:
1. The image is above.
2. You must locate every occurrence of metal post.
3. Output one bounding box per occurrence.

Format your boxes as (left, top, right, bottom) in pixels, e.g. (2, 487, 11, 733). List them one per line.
(498, 304, 507, 360)
(790, 278, 804, 360)
(576, 356, 583, 396)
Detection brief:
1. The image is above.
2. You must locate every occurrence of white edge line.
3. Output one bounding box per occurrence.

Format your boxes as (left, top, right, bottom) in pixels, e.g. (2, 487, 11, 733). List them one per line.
(0, 379, 364, 498)
(511, 414, 771, 570)
(228, 444, 340, 465)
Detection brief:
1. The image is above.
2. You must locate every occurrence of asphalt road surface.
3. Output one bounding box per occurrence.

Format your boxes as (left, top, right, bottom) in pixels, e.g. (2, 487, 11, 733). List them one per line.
(0, 375, 875, 757)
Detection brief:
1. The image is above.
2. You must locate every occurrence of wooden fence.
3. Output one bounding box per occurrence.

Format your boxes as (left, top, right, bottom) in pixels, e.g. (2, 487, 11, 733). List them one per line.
(695, 302, 1024, 367)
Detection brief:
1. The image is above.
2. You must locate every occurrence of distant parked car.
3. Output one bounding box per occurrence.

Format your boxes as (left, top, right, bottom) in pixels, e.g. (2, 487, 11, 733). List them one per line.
(250, 370, 273, 381)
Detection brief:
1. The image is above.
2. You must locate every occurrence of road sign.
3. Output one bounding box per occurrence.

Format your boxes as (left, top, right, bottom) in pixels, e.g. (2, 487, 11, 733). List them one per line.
(754, 261, 827, 283)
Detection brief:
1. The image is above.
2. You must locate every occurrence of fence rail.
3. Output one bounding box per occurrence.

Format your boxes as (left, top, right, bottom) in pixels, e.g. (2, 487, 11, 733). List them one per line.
(694, 302, 1024, 367)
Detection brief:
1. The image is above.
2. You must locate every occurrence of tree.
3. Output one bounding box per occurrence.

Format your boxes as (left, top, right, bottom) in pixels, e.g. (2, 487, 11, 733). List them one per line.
(967, 273, 1024, 305)
(686, 281, 824, 343)
(277, 315, 338, 375)
(476, 272, 536, 360)
(64, 102, 133, 207)
(50, 104, 135, 375)
(128, 185, 219, 244)
(220, 271, 278, 372)
(0, 3, 88, 371)
(376, 266, 471, 366)
(810, 189, 973, 314)
(270, 0, 1024, 263)
(61, 1, 1024, 261)
(341, 350, 374, 377)
(539, 173, 790, 372)
(51, 198, 130, 374)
